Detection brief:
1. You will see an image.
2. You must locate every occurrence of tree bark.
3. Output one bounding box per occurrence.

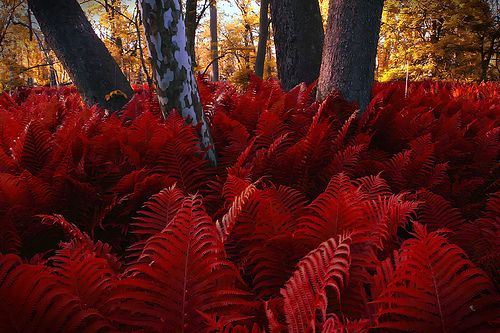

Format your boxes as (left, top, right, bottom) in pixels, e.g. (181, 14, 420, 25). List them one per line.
(254, 0, 269, 78)
(269, 0, 324, 90)
(135, 0, 153, 85)
(28, 0, 133, 112)
(209, 0, 219, 81)
(317, 0, 384, 113)
(139, 0, 216, 164)
(185, 0, 197, 66)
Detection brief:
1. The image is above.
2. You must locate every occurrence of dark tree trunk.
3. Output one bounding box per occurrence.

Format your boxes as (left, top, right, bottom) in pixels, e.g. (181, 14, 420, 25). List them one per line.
(140, 0, 216, 164)
(209, 0, 219, 81)
(254, 0, 269, 78)
(28, 0, 133, 112)
(135, 0, 152, 85)
(269, 0, 324, 90)
(317, 0, 384, 113)
(479, 35, 495, 82)
(185, 0, 197, 66)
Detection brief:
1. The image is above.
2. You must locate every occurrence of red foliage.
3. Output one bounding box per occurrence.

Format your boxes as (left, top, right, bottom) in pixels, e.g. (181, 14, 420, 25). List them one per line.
(0, 79, 498, 332)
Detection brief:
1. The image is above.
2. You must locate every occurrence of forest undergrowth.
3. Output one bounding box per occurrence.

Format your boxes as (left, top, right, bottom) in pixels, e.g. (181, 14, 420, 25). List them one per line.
(0, 78, 498, 332)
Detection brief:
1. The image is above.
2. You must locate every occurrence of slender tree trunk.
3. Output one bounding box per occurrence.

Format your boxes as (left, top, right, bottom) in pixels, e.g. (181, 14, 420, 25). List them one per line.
(135, 0, 152, 85)
(269, 0, 324, 90)
(254, 0, 269, 78)
(209, 1, 219, 81)
(480, 36, 495, 82)
(28, 0, 133, 111)
(266, 42, 273, 78)
(30, 10, 59, 87)
(317, 0, 384, 113)
(139, 0, 216, 164)
(185, 0, 197, 66)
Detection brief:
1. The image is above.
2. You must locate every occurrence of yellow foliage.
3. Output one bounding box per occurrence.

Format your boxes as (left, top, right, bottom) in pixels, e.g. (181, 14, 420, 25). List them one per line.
(377, 0, 499, 82)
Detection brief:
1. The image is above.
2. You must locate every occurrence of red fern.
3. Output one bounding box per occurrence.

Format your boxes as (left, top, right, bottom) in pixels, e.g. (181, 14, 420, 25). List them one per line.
(111, 195, 256, 332)
(374, 224, 499, 332)
(281, 234, 352, 333)
(0, 249, 118, 332)
(11, 121, 53, 175)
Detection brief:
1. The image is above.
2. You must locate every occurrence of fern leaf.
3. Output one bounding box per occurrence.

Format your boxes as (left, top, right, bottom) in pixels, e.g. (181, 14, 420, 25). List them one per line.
(0, 252, 118, 333)
(281, 234, 352, 333)
(416, 189, 466, 232)
(11, 121, 53, 175)
(374, 225, 500, 332)
(217, 182, 258, 242)
(131, 185, 185, 237)
(112, 195, 256, 332)
(297, 174, 367, 247)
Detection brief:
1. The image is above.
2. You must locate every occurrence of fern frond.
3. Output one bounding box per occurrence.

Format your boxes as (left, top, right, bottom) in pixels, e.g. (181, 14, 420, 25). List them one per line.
(11, 121, 53, 175)
(416, 189, 466, 232)
(111, 195, 256, 332)
(321, 314, 370, 333)
(354, 174, 392, 199)
(281, 234, 352, 333)
(154, 111, 213, 193)
(131, 185, 185, 237)
(297, 174, 367, 247)
(374, 225, 500, 332)
(0, 252, 118, 333)
(217, 182, 258, 242)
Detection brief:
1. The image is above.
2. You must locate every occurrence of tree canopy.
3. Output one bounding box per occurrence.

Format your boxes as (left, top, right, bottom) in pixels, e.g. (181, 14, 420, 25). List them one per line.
(0, 0, 498, 92)
(377, 0, 499, 81)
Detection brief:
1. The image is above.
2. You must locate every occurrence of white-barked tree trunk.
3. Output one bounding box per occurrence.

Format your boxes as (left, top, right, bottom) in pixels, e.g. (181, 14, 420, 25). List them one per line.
(139, 0, 216, 164)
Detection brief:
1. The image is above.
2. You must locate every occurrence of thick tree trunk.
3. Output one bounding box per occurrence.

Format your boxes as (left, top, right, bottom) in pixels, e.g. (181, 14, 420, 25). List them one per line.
(140, 0, 216, 164)
(28, 0, 133, 112)
(317, 0, 384, 113)
(254, 0, 269, 78)
(185, 0, 197, 66)
(209, 1, 219, 81)
(269, 0, 324, 90)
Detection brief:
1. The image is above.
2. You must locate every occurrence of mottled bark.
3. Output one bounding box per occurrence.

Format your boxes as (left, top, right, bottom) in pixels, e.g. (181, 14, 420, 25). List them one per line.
(140, 0, 216, 164)
(28, 0, 133, 111)
(185, 0, 197, 66)
(254, 0, 269, 78)
(270, 0, 324, 90)
(317, 0, 384, 113)
(209, 1, 219, 81)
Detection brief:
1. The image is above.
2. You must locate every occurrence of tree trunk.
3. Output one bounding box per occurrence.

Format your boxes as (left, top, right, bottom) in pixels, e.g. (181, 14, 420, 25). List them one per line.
(185, 0, 197, 66)
(209, 1, 219, 81)
(269, 0, 324, 90)
(135, 0, 153, 85)
(139, 0, 216, 164)
(317, 0, 384, 113)
(28, 0, 133, 112)
(254, 0, 269, 78)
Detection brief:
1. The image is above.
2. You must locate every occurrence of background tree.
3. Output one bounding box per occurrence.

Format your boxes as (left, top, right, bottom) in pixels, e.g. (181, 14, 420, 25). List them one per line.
(254, 0, 269, 78)
(0, 1, 67, 90)
(139, 0, 216, 164)
(317, 0, 384, 112)
(195, 0, 267, 85)
(377, 0, 500, 81)
(209, 0, 219, 80)
(270, 0, 324, 90)
(83, 0, 152, 85)
(185, 0, 198, 64)
(3, 0, 498, 92)
(0, 0, 23, 48)
(28, 0, 133, 111)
